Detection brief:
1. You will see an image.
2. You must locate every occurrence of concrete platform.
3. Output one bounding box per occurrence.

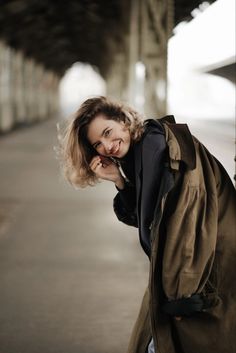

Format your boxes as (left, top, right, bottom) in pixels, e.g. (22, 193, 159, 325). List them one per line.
(0, 119, 149, 353)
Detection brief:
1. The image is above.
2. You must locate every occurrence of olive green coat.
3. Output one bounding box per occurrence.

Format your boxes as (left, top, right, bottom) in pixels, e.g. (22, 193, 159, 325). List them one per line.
(115, 118, 236, 353)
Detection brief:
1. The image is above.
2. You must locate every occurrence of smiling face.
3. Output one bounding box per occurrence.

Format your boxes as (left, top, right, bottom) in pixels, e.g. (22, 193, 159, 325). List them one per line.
(87, 114, 131, 158)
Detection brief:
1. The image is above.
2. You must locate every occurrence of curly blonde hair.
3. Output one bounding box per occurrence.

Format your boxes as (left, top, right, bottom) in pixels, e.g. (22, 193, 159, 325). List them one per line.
(58, 96, 145, 188)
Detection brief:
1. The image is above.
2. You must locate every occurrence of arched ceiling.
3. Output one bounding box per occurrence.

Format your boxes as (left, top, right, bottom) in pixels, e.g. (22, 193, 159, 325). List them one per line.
(0, 0, 215, 77)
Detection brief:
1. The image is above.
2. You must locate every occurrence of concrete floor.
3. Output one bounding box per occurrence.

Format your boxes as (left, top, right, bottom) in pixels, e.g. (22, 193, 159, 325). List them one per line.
(0, 118, 149, 353)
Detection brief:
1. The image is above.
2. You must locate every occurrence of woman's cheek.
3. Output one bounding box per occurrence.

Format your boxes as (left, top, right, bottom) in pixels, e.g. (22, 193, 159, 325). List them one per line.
(97, 146, 104, 155)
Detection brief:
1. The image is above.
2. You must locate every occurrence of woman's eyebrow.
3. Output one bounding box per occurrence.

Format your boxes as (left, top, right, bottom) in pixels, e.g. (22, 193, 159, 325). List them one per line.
(101, 127, 109, 136)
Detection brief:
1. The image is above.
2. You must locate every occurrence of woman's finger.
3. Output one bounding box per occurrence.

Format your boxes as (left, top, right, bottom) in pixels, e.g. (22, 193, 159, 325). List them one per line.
(90, 160, 101, 172)
(90, 156, 100, 165)
(90, 157, 101, 170)
(174, 316, 182, 321)
(94, 163, 102, 173)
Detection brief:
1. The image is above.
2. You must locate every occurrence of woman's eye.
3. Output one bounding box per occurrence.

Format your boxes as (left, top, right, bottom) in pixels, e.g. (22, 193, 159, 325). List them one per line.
(94, 142, 101, 149)
(104, 129, 111, 137)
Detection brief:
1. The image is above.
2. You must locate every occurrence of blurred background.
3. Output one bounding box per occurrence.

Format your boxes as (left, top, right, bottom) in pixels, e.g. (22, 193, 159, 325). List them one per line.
(0, 0, 235, 352)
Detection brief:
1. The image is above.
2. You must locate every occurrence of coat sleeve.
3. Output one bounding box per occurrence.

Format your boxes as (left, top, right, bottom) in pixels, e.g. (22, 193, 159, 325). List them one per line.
(113, 181, 138, 227)
(160, 140, 219, 302)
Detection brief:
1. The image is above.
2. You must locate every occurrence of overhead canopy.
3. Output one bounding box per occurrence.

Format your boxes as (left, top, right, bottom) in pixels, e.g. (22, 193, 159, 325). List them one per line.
(0, 0, 215, 77)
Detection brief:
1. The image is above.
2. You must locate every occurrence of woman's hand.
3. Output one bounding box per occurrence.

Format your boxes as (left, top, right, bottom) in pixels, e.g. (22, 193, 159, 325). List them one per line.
(175, 316, 182, 321)
(90, 156, 125, 188)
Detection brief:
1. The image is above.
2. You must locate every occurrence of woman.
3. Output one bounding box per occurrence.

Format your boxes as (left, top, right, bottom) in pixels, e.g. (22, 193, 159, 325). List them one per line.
(60, 96, 236, 353)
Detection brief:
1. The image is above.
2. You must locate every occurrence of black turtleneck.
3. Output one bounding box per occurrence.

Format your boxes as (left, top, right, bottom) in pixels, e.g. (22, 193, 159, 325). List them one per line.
(114, 145, 136, 213)
(114, 119, 167, 256)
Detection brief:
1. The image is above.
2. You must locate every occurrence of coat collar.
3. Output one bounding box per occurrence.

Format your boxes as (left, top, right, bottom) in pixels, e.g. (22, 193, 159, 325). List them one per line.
(159, 116, 196, 171)
(141, 115, 196, 171)
(164, 123, 196, 170)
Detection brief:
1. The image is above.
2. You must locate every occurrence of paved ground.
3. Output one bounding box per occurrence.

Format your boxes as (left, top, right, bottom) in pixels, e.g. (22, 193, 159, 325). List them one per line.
(0, 118, 149, 353)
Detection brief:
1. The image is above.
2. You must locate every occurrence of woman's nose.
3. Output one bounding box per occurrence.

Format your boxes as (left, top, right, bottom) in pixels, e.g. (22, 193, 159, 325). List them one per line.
(104, 141, 113, 154)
